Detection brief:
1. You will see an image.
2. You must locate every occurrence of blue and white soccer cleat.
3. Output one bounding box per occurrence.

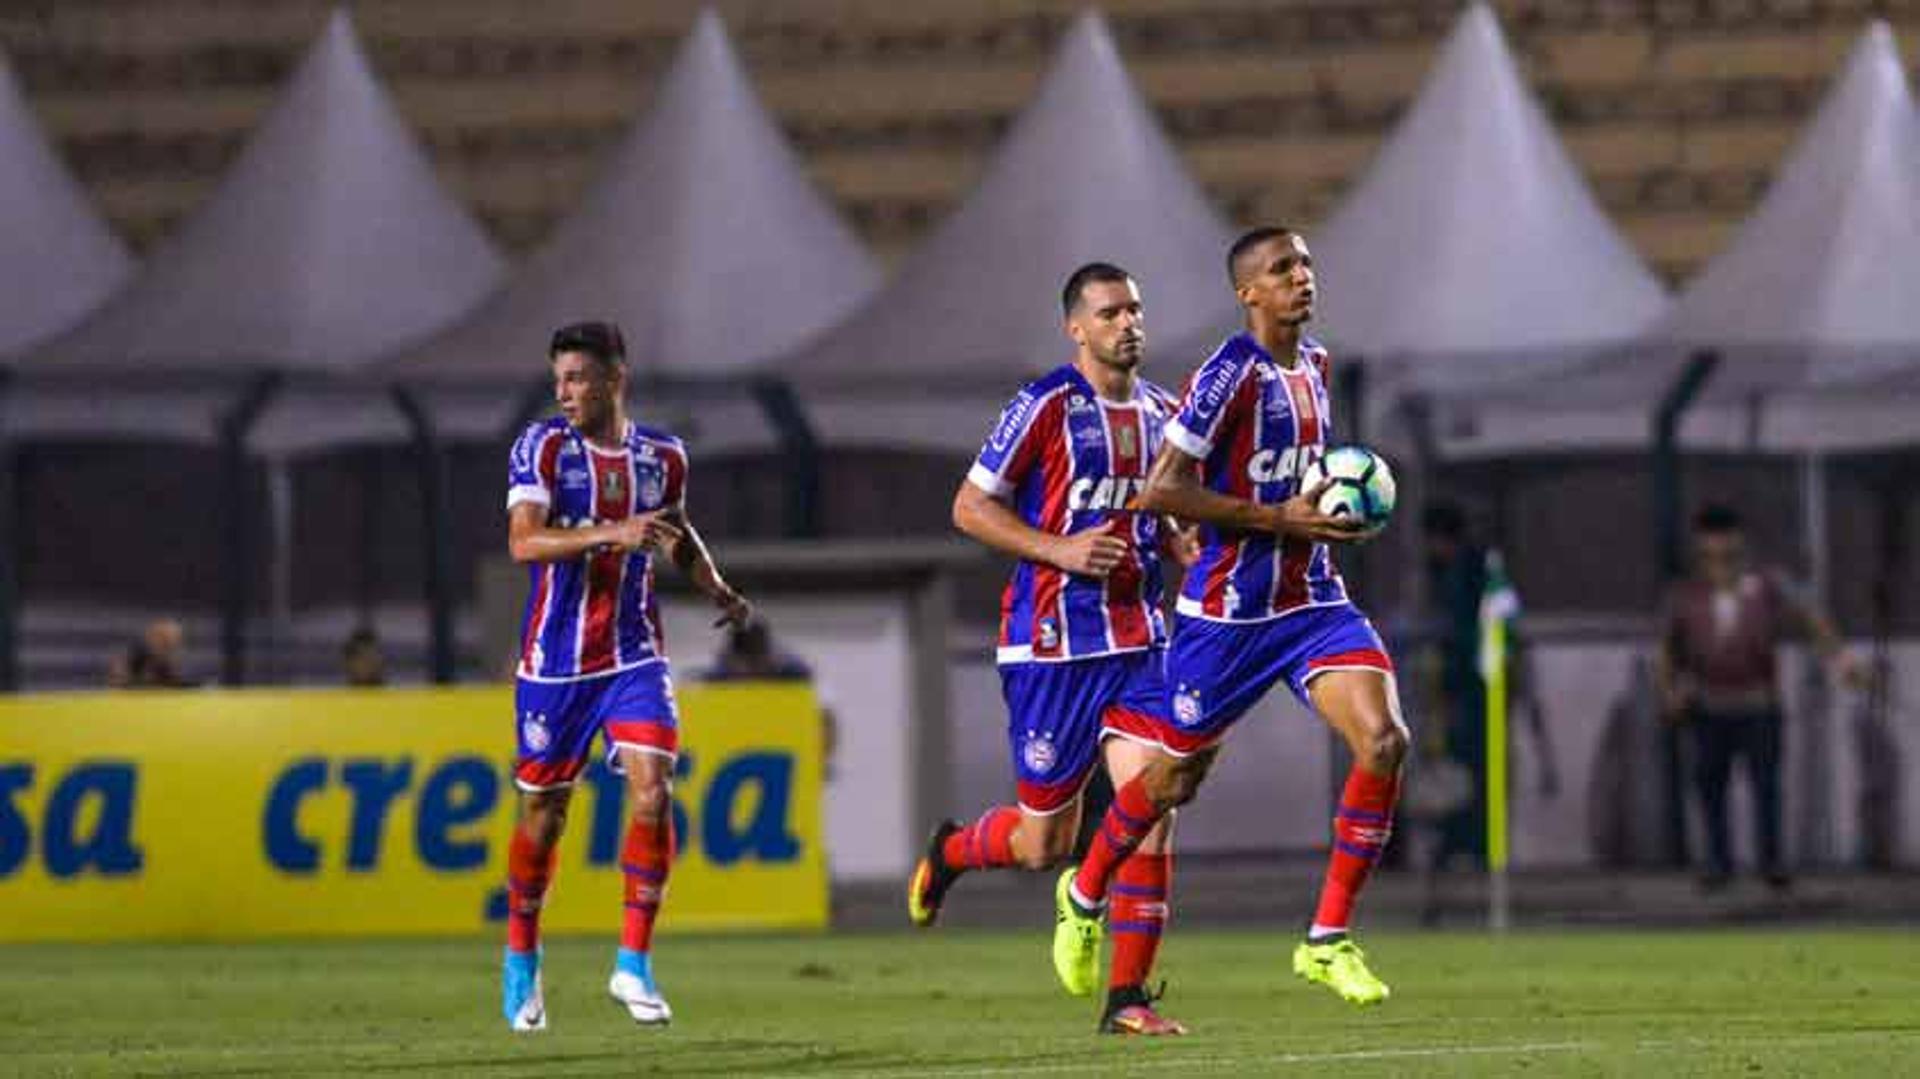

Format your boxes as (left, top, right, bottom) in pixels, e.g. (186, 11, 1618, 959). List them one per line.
(608, 948, 672, 1025)
(502, 948, 547, 1032)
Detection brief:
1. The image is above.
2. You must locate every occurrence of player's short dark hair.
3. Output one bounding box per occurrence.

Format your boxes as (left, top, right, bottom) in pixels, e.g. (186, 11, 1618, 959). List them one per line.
(1694, 503, 1744, 535)
(549, 320, 627, 368)
(1060, 262, 1134, 316)
(1227, 226, 1297, 285)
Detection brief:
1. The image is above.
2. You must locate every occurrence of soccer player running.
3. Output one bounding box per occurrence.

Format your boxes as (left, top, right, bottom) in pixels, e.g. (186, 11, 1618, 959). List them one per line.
(500, 321, 751, 1031)
(1051, 228, 1409, 1007)
(907, 263, 1194, 1035)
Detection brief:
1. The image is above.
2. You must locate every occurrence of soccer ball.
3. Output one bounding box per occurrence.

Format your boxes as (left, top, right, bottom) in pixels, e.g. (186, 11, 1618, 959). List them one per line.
(1301, 445, 1396, 534)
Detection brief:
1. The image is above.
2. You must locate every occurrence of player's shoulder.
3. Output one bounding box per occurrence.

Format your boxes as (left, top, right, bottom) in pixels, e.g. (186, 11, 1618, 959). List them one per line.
(510, 416, 572, 462)
(998, 366, 1078, 424)
(628, 421, 687, 459)
(1016, 364, 1082, 403)
(1184, 333, 1261, 407)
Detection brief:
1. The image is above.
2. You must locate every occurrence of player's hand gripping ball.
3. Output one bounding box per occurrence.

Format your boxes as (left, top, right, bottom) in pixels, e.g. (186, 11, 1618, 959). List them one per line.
(1301, 445, 1396, 536)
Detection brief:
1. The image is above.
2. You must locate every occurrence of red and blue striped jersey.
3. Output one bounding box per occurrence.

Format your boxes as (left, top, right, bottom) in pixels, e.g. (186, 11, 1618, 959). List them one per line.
(1163, 332, 1348, 623)
(967, 364, 1178, 665)
(507, 417, 688, 682)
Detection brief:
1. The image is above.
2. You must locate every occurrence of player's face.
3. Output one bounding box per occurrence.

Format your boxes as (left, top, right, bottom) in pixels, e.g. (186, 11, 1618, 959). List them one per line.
(1067, 278, 1146, 370)
(551, 350, 622, 432)
(1236, 233, 1315, 326)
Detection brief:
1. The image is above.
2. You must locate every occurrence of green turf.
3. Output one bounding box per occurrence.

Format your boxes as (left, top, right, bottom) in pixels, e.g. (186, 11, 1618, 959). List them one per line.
(3, 929, 1916, 1076)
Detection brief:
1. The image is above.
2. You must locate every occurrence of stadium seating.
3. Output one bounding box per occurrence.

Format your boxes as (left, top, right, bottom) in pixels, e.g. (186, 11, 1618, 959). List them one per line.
(6, 0, 1915, 278)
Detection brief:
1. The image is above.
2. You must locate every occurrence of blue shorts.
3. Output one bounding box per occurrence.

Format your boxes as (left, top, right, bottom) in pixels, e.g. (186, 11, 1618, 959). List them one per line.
(1000, 648, 1170, 814)
(514, 661, 680, 791)
(1158, 603, 1393, 755)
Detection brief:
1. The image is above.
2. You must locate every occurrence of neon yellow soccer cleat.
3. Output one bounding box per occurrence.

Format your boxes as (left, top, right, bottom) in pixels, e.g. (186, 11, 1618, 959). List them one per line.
(1292, 937, 1390, 1005)
(1051, 869, 1103, 998)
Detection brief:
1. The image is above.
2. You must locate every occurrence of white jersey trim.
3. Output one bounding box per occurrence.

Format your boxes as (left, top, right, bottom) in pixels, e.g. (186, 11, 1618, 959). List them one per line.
(1173, 595, 1352, 624)
(1163, 419, 1211, 458)
(967, 462, 1013, 498)
(507, 485, 551, 509)
(516, 655, 667, 685)
(995, 642, 1159, 666)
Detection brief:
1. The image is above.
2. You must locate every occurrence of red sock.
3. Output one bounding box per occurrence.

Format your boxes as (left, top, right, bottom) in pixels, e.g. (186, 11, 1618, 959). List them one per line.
(1072, 778, 1160, 905)
(620, 815, 674, 952)
(939, 806, 1021, 871)
(506, 828, 556, 953)
(1108, 851, 1172, 990)
(1311, 767, 1399, 935)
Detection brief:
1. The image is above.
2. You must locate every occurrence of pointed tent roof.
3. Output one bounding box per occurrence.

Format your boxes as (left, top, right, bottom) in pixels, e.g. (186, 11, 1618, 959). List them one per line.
(30, 8, 503, 376)
(1433, 20, 1920, 458)
(399, 8, 877, 389)
(787, 10, 1234, 394)
(1312, 3, 1666, 387)
(0, 49, 132, 359)
(1666, 20, 1920, 391)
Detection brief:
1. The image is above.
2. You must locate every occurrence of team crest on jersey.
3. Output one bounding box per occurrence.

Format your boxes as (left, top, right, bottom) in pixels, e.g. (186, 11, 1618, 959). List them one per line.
(638, 470, 664, 507)
(1021, 732, 1058, 775)
(1037, 618, 1061, 651)
(1173, 686, 1202, 727)
(601, 468, 626, 503)
(1114, 424, 1137, 458)
(521, 712, 552, 753)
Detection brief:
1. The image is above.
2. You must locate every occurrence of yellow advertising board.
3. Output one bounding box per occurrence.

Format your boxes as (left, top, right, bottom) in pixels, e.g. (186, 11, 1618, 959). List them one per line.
(0, 684, 825, 941)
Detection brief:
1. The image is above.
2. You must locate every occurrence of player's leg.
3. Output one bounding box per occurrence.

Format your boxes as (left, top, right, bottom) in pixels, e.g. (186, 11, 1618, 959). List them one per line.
(503, 679, 598, 1032)
(1293, 652, 1407, 1006)
(1094, 725, 1185, 1036)
(602, 664, 681, 1025)
(908, 661, 1101, 927)
(1064, 617, 1265, 914)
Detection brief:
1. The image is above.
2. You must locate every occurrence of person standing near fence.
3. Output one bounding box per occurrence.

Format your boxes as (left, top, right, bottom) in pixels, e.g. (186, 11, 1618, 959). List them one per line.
(1656, 504, 1863, 892)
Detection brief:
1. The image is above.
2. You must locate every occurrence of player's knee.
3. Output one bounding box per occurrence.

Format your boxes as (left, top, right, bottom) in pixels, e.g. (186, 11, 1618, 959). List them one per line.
(626, 777, 673, 822)
(1149, 756, 1208, 808)
(1361, 722, 1408, 774)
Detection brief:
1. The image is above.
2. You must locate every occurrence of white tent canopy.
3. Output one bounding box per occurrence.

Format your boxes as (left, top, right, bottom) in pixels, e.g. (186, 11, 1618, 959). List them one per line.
(788, 10, 1235, 452)
(0, 49, 131, 360)
(395, 8, 877, 454)
(1313, 3, 1666, 397)
(13, 8, 505, 450)
(1440, 20, 1920, 457)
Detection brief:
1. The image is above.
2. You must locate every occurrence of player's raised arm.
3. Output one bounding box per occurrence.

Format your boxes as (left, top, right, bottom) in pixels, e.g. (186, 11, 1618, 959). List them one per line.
(1133, 441, 1368, 544)
(952, 478, 1127, 578)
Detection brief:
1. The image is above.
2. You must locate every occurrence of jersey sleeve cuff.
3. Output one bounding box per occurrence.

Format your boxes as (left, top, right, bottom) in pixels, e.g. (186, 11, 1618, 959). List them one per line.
(967, 462, 1012, 498)
(507, 485, 551, 510)
(1163, 420, 1212, 458)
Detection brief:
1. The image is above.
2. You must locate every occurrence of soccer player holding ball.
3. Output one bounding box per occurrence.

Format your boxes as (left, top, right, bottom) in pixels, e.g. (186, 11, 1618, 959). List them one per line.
(1052, 229, 1408, 1007)
(500, 322, 752, 1032)
(907, 263, 1193, 1035)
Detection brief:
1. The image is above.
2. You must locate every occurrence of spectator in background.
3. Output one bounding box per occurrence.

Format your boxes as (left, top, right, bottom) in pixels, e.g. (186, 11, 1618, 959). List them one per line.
(107, 618, 195, 688)
(701, 617, 838, 781)
(342, 628, 387, 687)
(1412, 502, 1556, 881)
(1657, 504, 1864, 892)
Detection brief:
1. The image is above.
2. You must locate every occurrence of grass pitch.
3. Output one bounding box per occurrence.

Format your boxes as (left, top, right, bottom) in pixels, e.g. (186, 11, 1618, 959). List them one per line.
(4, 929, 1916, 1076)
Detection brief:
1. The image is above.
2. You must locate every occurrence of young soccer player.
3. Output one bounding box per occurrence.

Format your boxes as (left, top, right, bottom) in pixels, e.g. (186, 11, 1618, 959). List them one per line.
(1051, 229, 1409, 1006)
(500, 321, 751, 1031)
(907, 263, 1193, 1035)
